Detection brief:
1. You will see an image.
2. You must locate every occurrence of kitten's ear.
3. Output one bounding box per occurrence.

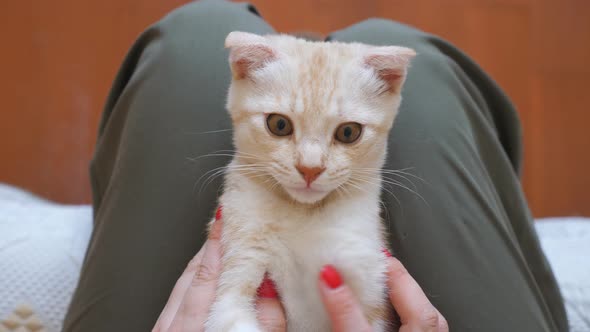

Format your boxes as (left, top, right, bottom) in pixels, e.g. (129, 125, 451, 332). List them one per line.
(225, 31, 278, 80)
(364, 46, 416, 94)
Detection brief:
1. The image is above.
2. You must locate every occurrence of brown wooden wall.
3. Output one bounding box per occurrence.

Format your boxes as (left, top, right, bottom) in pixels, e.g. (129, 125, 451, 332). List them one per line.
(1, 0, 588, 217)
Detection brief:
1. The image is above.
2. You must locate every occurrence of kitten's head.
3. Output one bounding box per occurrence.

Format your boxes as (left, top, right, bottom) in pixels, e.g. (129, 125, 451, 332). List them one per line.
(225, 32, 415, 204)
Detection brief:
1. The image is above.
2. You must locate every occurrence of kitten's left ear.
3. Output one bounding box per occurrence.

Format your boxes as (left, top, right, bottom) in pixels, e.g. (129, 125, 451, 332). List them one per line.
(225, 31, 278, 80)
(364, 46, 416, 94)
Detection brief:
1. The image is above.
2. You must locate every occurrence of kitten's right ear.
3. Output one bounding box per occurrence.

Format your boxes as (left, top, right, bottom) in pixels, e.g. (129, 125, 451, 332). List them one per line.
(225, 31, 277, 80)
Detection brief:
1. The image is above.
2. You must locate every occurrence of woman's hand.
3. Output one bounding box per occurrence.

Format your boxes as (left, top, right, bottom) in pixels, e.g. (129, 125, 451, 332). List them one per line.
(153, 206, 444, 332)
(318, 254, 449, 332)
(152, 214, 286, 332)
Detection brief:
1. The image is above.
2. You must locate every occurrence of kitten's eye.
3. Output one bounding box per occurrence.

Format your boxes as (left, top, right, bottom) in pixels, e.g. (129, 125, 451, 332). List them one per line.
(335, 122, 362, 144)
(266, 114, 293, 137)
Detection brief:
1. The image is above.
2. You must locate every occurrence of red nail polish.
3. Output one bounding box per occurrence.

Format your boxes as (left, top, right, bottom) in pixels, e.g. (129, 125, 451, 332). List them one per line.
(257, 276, 278, 298)
(320, 265, 343, 289)
(382, 248, 392, 257)
(215, 205, 223, 221)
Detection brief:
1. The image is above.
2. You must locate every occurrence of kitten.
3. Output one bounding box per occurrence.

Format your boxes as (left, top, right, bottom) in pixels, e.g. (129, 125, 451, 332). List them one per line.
(205, 31, 415, 332)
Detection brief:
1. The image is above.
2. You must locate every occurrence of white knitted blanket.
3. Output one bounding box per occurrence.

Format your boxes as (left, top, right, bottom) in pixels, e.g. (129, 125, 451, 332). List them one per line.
(0, 183, 588, 331)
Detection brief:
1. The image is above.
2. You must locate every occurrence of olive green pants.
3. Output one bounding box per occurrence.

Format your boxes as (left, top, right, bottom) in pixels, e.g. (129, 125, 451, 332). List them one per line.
(63, 1, 567, 331)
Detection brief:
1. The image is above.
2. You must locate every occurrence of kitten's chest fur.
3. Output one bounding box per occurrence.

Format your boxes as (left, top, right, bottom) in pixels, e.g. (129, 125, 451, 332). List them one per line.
(220, 173, 389, 331)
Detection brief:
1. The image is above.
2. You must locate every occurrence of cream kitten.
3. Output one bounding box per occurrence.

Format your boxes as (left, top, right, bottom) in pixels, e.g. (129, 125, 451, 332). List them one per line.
(205, 31, 415, 332)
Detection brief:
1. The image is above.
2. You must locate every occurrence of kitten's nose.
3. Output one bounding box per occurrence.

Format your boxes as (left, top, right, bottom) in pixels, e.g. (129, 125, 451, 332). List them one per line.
(296, 165, 325, 186)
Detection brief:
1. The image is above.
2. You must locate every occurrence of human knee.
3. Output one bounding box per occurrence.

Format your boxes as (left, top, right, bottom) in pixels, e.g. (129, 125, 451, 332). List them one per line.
(150, 0, 269, 78)
(360, 18, 418, 33)
(336, 18, 425, 44)
(156, 0, 267, 49)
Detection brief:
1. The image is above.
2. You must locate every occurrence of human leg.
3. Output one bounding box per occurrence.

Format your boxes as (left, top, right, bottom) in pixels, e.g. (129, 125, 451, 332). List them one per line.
(328, 19, 567, 332)
(63, 1, 274, 331)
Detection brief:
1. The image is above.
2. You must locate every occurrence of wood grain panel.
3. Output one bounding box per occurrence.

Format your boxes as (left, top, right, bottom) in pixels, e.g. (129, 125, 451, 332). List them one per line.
(532, 0, 590, 75)
(0, 0, 187, 203)
(532, 74, 590, 216)
(529, 0, 590, 216)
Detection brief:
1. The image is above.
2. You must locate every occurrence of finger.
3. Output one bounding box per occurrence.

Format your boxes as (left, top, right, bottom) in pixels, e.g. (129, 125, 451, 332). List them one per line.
(169, 218, 223, 331)
(386, 257, 439, 331)
(318, 265, 372, 332)
(255, 277, 286, 332)
(155, 207, 223, 331)
(154, 242, 206, 331)
(437, 311, 449, 332)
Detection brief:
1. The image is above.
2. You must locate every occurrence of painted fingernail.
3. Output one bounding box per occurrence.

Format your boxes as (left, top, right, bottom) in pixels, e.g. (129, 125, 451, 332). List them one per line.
(382, 248, 392, 257)
(257, 276, 279, 298)
(215, 205, 223, 221)
(320, 265, 343, 289)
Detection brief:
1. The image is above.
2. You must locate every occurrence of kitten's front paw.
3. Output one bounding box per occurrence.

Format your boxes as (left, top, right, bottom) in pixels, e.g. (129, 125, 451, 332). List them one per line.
(205, 318, 262, 332)
(227, 321, 262, 332)
(206, 296, 263, 332)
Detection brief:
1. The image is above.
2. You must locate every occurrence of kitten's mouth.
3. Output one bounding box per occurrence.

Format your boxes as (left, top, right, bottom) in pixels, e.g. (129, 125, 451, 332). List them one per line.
(283, 184, 330, 204)
(288, 186, 325, 194)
